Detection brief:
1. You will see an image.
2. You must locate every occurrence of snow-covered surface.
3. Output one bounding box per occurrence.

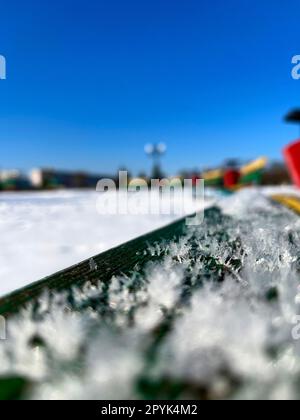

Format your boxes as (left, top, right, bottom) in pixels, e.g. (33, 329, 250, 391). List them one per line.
(0, 189, 213, 297)
(2, 186, 300, 400)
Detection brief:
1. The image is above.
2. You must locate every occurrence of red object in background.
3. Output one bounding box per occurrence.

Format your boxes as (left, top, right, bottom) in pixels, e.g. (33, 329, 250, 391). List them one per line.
(192, 175, 200, 187)
(223, 169, 240, 188)
(283, 140, 300, 188)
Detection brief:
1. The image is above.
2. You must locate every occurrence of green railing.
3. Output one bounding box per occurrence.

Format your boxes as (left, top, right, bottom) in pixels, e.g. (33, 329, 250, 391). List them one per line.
(0, 214, 192, 318)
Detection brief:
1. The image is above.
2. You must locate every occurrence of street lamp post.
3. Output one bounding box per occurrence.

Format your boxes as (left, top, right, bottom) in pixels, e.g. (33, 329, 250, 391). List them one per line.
(144, 143, 167, 178)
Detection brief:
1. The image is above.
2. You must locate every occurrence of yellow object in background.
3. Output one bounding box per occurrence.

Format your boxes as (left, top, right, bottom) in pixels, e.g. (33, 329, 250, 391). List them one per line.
(271, 194, 300, 215)
(202, 169, 224, 180)
(240, 157, 268, 176)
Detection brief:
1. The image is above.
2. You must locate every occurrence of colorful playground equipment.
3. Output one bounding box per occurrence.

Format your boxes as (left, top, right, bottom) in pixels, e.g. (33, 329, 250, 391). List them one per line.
(201, 169, 224, 187)
(283, 108, 300, 189)
(283, 140, 300, 188)
(202, 157, 268, 190)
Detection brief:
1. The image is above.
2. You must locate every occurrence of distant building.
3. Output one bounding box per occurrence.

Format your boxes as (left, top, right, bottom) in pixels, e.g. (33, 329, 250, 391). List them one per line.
(29, 168, 114, 189)
(0, 170, 31, 191)
(0, 169, 20, 181)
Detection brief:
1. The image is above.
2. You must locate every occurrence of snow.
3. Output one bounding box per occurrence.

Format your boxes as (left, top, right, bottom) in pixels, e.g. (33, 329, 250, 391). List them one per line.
(1, 185, 300, 399)
(0, 189, 212, 297)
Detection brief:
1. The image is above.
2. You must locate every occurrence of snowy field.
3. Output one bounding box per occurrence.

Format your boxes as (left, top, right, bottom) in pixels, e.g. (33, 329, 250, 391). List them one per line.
(0, 189, 213, 297)
(2, 186, 300, 400)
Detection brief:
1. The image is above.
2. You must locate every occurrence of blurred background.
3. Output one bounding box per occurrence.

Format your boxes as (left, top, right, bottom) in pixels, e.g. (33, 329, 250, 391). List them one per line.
(0, 0, 300, 294)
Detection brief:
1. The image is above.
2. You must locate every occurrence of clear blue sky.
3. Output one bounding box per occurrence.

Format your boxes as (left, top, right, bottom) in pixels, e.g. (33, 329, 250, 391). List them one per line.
(0, 0, 300, 175)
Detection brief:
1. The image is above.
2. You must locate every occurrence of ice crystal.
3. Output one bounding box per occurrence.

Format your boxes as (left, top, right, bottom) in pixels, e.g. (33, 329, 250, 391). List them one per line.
(1, 189, 300, 400)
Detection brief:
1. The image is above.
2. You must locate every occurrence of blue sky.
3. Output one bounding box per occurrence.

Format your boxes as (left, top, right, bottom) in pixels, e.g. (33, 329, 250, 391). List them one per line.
(0, 0, 300, 175)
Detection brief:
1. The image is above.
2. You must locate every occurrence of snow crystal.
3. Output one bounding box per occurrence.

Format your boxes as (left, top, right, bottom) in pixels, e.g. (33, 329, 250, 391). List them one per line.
(1, 187, 300, 399)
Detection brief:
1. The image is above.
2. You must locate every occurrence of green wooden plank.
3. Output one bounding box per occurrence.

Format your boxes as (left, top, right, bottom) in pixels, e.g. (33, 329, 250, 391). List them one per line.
(0, 212, 200, 318)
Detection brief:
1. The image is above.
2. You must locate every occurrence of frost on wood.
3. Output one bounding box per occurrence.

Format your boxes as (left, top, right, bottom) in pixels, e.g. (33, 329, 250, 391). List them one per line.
(1, 191, 300, 399)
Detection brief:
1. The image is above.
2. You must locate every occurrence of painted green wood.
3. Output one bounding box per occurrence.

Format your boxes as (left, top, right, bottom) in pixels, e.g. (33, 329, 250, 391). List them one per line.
(0, 212, 198, 318)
